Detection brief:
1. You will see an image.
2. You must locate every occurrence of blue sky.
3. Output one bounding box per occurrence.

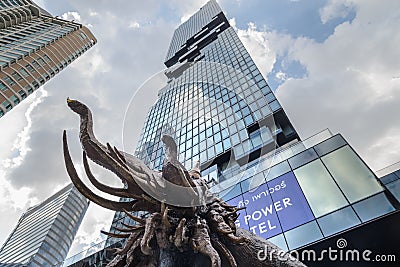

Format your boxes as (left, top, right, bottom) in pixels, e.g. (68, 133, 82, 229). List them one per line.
(218, 0, 356, 89)
(222, 0, 356, 41)
(0, 0, 399, 260)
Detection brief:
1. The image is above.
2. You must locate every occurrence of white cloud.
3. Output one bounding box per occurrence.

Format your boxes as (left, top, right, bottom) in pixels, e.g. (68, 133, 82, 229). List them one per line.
(69, 48, 110, 78)
(230, 18, 276, 80)
(2, 88, 48, 169)
(276, 0, 400, 171)
(319, 0, 355, 24)
(128, 21, 140, 29)
(66, 205, 115, 259)
(89, 10, 98, 17)
(0, 87, 49, 243)
(163, 0, 208, 23)
(61, 11, 81, 22)
(275, 71, 287, 81)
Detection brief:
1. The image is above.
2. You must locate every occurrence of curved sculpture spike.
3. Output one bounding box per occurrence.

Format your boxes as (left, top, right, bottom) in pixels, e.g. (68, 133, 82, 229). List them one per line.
(123, 209, 146, 224)
(113, 226, 144, 233)
(189, 160, 201, 179)
(113, 145, 127, 164)
(212, 238, 237, 267)
(63, 130, 136, 211)
(161, 135, 197, 189)
(115, 231, 143, 256)
(66, 99, 148, 186)
(82, 152, 133, 198)
(100, 230, 130, 239)
(161, 135, 178, 161)
(106, 142, 129, 170)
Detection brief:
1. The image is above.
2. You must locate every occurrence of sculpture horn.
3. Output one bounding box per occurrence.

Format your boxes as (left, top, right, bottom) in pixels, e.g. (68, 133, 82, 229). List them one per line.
(82, 152, 133, 198)
(66, 99, 147, 185)
(63, 130, 136, 211)
(189, 160, 201, 179)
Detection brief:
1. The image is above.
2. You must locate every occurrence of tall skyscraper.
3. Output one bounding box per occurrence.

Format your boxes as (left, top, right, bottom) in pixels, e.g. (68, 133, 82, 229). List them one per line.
(0, 184, 89, 266)
(0, 0, 96, 118)
(67, 1, 400, 266)
(106, 0, 299, 240)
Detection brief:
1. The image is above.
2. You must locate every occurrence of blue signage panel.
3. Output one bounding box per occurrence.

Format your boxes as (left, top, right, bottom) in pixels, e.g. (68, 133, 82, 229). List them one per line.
(268, 171, 315, 231)
(241, 183, 283, 239)
(226, 171, 315, 239)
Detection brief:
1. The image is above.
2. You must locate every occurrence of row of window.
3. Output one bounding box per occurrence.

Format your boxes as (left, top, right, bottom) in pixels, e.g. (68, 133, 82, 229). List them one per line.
(203, 28, 279, 111)
(0, 0, 30, 9)
(1, 200, 68, 256)
(146, 64, 271, 133)
(141, 30, 280, 139)
(0, 187, 86, 264)
(0, 41, 93, 117)
(0, 18, 79, 65)
(0, 16, 93, 70)
(166, 0, 221, 60)
(139, 79, 273, 161)
(138, 18, 282, 170)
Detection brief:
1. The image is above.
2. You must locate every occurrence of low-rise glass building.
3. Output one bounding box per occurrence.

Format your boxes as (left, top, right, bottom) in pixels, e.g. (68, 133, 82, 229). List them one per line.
(217, 131, 399, 251)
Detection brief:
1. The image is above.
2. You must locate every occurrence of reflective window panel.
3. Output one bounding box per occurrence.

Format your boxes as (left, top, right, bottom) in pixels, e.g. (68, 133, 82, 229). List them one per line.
(322, 146, 383, 203)
(268, 233, 288, 251)
(317, 206, 361, 237)
(294, 160, 348, 217)
(314, 134, 346, 157)
(353, 192, 395, 222)
(386, 180, 400, 202)
(265, 161, 291, 182)
(219, 183, 242, 202)
(288, 148, 318, 170)
(380, 173, 398, 185)
(285, 221, 323, 250)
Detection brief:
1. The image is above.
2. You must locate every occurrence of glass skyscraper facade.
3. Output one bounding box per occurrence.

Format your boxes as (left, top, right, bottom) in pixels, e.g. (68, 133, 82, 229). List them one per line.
(0, 0, 96, 118)
(0, 184, 89, 266)
(139, 0, 298, 170)
(107, 0, 299, 239)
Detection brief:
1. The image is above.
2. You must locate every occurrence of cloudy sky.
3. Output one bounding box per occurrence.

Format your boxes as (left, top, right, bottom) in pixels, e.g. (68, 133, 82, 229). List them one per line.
(1, 0, 399, 261)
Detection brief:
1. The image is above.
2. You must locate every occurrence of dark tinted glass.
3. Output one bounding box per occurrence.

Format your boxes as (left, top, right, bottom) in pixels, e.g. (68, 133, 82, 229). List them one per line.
(265, 161, 291, 182)
(386, 180, 400, 202)
(220, 183, 242, 201)
(380, 173, 398, 185)
(314, 134, 347, 157)
(288, 148, 318, 170)
(353, 193, 395, 222)
(285, 221, 323, 250)
(318, 206, 360, 237)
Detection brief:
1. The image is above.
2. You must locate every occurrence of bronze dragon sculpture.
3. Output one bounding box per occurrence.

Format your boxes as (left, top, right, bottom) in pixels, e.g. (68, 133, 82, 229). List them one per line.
(63, 98, 307, 267)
